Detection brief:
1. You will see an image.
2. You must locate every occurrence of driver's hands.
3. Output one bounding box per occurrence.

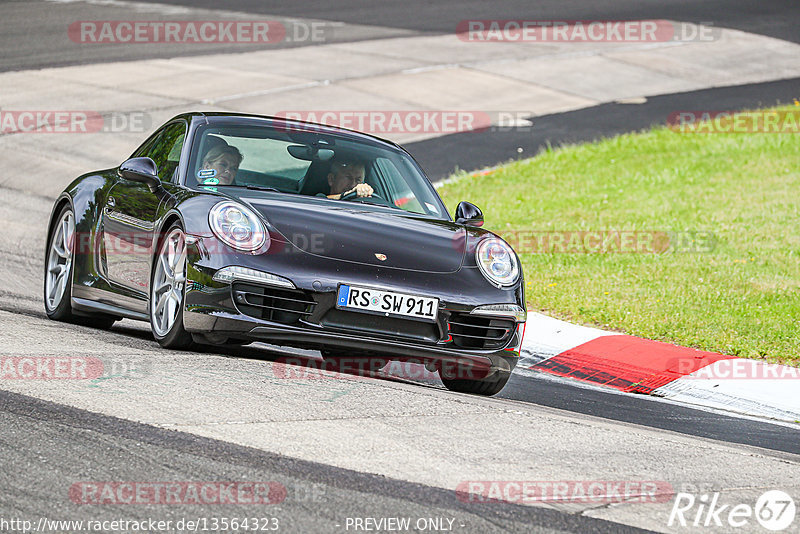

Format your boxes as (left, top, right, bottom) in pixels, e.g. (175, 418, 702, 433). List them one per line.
(347, 183, 374, 197)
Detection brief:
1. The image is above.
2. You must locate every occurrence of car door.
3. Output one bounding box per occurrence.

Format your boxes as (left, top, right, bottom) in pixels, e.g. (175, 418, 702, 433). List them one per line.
(101, 120, 187, 300)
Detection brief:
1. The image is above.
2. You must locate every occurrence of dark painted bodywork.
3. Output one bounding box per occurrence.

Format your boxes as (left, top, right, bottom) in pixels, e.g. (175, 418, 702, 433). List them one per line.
(46, 113, 526, 378)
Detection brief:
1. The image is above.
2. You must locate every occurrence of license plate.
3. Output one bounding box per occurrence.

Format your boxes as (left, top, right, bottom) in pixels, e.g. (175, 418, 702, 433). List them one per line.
(336, 284, 438, 322)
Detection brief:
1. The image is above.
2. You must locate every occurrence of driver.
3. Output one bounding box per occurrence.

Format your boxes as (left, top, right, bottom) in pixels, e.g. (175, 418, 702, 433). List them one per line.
(326, 158, 373, 199)
(200, 144, 243, 186)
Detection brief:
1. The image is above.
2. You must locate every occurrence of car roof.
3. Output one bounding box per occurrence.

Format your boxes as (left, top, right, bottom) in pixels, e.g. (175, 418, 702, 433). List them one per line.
(186, 111, 406, 151)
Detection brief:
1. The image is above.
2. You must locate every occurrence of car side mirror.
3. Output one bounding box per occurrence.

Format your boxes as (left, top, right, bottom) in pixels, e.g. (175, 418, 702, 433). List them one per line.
(119, 157, 162, 193)
(455, 201, 484, 227)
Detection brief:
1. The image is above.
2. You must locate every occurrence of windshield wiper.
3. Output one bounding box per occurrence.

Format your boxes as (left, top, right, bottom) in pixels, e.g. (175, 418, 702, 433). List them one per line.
(244, 185, 280, 192)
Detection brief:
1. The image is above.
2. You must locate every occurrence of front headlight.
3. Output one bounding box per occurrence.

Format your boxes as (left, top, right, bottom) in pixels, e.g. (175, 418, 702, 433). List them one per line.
(209, 201, 268, 252)
(476, 237, 519, 287)
(471, 304, 526, 322)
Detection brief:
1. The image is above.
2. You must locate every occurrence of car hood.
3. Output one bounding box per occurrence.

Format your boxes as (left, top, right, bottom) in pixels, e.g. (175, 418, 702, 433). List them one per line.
(228, 192, 466, 273)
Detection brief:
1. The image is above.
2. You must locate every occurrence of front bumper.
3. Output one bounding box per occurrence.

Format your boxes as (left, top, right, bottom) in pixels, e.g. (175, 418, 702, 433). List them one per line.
(182, 237, 526, 379)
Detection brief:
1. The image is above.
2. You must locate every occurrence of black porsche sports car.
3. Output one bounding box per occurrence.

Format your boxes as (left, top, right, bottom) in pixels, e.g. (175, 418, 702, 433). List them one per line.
(44, 113, 526, 395)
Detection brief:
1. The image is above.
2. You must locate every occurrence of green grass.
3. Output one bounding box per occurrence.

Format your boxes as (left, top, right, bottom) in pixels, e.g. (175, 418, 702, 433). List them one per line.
(436, 106, 800, 365)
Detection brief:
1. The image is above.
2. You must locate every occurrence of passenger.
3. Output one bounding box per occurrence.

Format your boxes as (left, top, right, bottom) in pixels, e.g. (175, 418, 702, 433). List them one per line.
(200, 144, 243, 186)
(326, 158, 373, 199)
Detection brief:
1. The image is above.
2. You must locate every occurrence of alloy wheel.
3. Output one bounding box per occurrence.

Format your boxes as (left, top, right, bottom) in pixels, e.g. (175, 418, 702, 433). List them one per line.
(151, 228, 187, 337)
(45, 209, 74, 312)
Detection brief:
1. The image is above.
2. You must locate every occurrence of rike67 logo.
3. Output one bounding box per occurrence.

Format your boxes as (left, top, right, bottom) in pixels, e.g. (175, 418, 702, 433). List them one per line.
(669, 490, 796, 531)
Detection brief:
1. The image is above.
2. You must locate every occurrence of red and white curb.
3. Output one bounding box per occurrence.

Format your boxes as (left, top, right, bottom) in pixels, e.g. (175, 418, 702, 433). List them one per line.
(519, 313, 800, 423)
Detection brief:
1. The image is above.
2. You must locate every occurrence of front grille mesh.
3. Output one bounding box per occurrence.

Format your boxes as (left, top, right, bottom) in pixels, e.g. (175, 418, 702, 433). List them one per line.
(447, 313, 514, 349)
(320, 308, 439, 342)
(232, 283, 316, 324)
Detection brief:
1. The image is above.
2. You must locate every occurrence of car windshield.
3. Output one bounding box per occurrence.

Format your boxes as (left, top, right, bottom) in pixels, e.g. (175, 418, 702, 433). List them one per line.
(186, 123, 448, 219)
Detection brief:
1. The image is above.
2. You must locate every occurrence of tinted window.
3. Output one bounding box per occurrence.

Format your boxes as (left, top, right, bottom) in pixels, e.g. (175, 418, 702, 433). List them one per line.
(187, 124, 447, 219)
(193, 131, 312, 189)
(136, 121, 186, 183)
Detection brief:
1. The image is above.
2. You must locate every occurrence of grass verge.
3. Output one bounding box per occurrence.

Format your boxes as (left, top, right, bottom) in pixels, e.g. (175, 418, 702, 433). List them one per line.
(436, 106, 800, 365)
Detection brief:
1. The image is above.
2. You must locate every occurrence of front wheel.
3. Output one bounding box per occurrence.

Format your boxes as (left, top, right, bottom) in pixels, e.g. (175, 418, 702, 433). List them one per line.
(150, 223, 194, 349)
(440, 370, 511, 396)
(320, 350, 387, 374)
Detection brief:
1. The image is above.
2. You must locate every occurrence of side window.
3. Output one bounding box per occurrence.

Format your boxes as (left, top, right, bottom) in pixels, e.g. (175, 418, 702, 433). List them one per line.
(139, 122, 187, 183)
(375, 158, 426, 214)
(132, 131, 161, 159)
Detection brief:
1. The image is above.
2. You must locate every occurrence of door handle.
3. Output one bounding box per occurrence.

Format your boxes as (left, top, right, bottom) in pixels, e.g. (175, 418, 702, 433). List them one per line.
(107, 196, 116, 208)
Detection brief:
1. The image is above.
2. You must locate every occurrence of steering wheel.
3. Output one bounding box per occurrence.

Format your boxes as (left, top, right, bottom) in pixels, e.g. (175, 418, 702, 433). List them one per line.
(339, 190, 389, 205)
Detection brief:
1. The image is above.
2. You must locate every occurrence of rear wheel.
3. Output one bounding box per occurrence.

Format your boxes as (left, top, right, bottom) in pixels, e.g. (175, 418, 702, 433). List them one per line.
(150, 223, 194, 349)
(44, 205, 116, 329)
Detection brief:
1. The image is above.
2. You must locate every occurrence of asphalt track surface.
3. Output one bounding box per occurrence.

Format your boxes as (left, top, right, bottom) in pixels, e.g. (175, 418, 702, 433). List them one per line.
(410, 77, 800, 179)
(500, 372, 800, 456)
(2, 1, 800, 532)
(1, 390, 644, 534)
(2, 303, 799, 457)
(3, 0, 797, 73)
(142, 0, 800, 44)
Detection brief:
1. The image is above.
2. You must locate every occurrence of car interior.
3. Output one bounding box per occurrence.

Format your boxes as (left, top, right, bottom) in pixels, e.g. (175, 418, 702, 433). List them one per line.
(189, 128, 438, 216)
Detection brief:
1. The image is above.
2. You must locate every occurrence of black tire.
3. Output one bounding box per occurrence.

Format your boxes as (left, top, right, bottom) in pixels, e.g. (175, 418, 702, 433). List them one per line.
(321, 350, 387, 374)
(440, 370, 511, 396)
(44, 204, 116, 329)
(150, 221, 194, 349)
(72, 314, 118, 330)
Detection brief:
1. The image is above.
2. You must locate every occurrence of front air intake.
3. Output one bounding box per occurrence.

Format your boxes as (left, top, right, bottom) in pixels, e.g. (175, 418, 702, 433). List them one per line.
(232, 283, 316, 324)
(447, 312, 514, 349)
